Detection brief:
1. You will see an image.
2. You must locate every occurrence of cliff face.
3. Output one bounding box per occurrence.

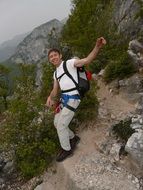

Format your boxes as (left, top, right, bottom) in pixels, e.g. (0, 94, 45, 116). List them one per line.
(113, 0, 143, 38)
(10, 19, 63, 64)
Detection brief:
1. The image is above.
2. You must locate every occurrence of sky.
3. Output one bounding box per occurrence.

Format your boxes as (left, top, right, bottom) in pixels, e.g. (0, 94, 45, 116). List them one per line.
(0, 0, 71, 45)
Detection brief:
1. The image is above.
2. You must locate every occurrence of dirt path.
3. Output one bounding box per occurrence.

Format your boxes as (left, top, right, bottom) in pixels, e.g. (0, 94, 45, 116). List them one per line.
(35, 128, 138, 190)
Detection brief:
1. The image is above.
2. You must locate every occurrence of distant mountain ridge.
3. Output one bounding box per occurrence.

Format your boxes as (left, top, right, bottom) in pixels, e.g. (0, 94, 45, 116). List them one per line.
(0, 32, 30, 62)
(0, 32, 30, 48)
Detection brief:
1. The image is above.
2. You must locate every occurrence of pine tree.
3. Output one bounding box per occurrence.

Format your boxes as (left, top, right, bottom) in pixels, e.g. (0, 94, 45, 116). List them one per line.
(0, 64, 10, 111)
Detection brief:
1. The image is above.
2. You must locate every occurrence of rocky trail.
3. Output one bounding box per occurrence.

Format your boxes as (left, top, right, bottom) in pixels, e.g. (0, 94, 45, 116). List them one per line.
(31, 79, 143, 190)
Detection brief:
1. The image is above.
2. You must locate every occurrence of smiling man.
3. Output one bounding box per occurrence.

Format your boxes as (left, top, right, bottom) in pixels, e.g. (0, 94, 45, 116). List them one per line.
(46, 37, 106, 162)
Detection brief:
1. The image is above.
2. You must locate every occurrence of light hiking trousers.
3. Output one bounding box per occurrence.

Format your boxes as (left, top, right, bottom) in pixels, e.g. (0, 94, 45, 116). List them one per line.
(54, 99, 80, 151)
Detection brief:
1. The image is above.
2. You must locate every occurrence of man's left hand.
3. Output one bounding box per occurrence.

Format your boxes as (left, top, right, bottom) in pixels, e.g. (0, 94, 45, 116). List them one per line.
(96, 37, 106, 49)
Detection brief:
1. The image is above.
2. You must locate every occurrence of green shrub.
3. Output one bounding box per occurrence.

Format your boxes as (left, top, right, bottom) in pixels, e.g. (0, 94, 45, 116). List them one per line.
(1, 64, 59, 178)
(3, 93, 59, 178)
(112, 119, 135, 142)
(104, 53, 136, 82)
(40, 62, 55, 101)
(89, 60, 104, 74)
(75, 81, 99, 122)
(0, 97, 5, 113)
(15, 132, 58, 179)
(134, 0, 143, 19)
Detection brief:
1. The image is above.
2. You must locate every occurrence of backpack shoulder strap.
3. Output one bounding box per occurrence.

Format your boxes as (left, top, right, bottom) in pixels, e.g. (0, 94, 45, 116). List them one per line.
(55, 69, 66, 82)
(63, 61, 79, 90)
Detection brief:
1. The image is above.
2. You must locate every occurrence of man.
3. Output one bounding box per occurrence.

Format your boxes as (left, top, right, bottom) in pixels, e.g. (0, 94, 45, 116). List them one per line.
(46, 37, 106, 162)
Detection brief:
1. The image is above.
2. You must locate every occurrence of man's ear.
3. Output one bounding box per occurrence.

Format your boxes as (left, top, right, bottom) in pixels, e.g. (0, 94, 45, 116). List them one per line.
(60, 54, 62, 59)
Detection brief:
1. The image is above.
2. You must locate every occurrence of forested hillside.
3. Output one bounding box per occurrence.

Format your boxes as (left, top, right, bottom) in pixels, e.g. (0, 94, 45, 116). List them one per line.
(61, 0, 142, 80)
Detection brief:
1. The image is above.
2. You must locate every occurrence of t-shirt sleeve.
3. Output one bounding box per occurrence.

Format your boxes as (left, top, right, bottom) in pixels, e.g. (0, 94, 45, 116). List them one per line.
(66, 58, 76, 69)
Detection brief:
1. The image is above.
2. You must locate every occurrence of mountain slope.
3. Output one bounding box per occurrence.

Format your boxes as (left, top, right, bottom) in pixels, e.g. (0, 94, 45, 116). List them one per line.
(10, 19, 63, 64)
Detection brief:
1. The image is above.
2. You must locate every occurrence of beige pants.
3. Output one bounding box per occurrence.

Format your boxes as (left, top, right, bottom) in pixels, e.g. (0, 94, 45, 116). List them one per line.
(54, 99, 80, 151)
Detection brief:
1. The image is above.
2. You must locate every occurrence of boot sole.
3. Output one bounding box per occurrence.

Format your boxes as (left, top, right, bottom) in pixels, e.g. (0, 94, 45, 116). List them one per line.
(56, 152, 73, 162)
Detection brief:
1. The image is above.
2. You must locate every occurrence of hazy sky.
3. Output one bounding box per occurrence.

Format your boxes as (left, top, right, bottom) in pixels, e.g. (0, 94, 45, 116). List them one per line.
(0, 0, 71, 44)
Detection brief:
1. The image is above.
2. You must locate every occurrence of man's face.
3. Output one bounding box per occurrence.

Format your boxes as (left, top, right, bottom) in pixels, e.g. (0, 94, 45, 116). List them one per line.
(48, 51, 62, 67)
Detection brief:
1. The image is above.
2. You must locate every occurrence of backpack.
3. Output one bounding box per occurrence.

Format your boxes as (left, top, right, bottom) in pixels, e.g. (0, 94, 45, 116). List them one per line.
(55, 61, 91, 98)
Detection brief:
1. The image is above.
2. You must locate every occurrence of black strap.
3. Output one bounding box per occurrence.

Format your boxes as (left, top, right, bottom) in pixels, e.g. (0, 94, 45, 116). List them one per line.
(66, 104, 76, 112)
(63, 61, 79, 90)
(55, 71, 66, 82)
(61, 87, 77, 93)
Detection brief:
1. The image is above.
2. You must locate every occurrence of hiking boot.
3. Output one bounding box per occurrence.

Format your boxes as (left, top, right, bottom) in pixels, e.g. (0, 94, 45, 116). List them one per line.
(70, 135, 80, 151)
(56, 149, 73, 162)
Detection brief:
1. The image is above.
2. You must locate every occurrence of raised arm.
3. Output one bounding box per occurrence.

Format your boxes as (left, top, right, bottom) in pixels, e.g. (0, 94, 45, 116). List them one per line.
(74, 37, 106, 67)
(46, 79, 60, 108)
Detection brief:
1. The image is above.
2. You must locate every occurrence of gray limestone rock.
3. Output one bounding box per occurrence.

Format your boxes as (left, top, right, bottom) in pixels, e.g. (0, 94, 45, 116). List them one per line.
(113, 0, 142, 38)
(125, 131, 143, 169)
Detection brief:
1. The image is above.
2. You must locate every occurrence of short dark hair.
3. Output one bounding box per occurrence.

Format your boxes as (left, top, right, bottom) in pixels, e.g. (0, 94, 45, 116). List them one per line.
(48, 48, 61, 58)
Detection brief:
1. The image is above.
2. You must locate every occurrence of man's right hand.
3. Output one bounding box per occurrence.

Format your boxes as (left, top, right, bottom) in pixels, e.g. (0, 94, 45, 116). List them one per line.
(45, 96, 55, 108)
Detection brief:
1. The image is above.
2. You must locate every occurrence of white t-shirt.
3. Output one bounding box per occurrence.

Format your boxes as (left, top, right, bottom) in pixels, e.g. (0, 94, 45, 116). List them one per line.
(53, 59, 79, 95)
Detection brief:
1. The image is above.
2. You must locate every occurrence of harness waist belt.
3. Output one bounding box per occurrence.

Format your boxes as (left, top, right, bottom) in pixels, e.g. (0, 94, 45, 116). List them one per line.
(61, 94, 80, 106)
